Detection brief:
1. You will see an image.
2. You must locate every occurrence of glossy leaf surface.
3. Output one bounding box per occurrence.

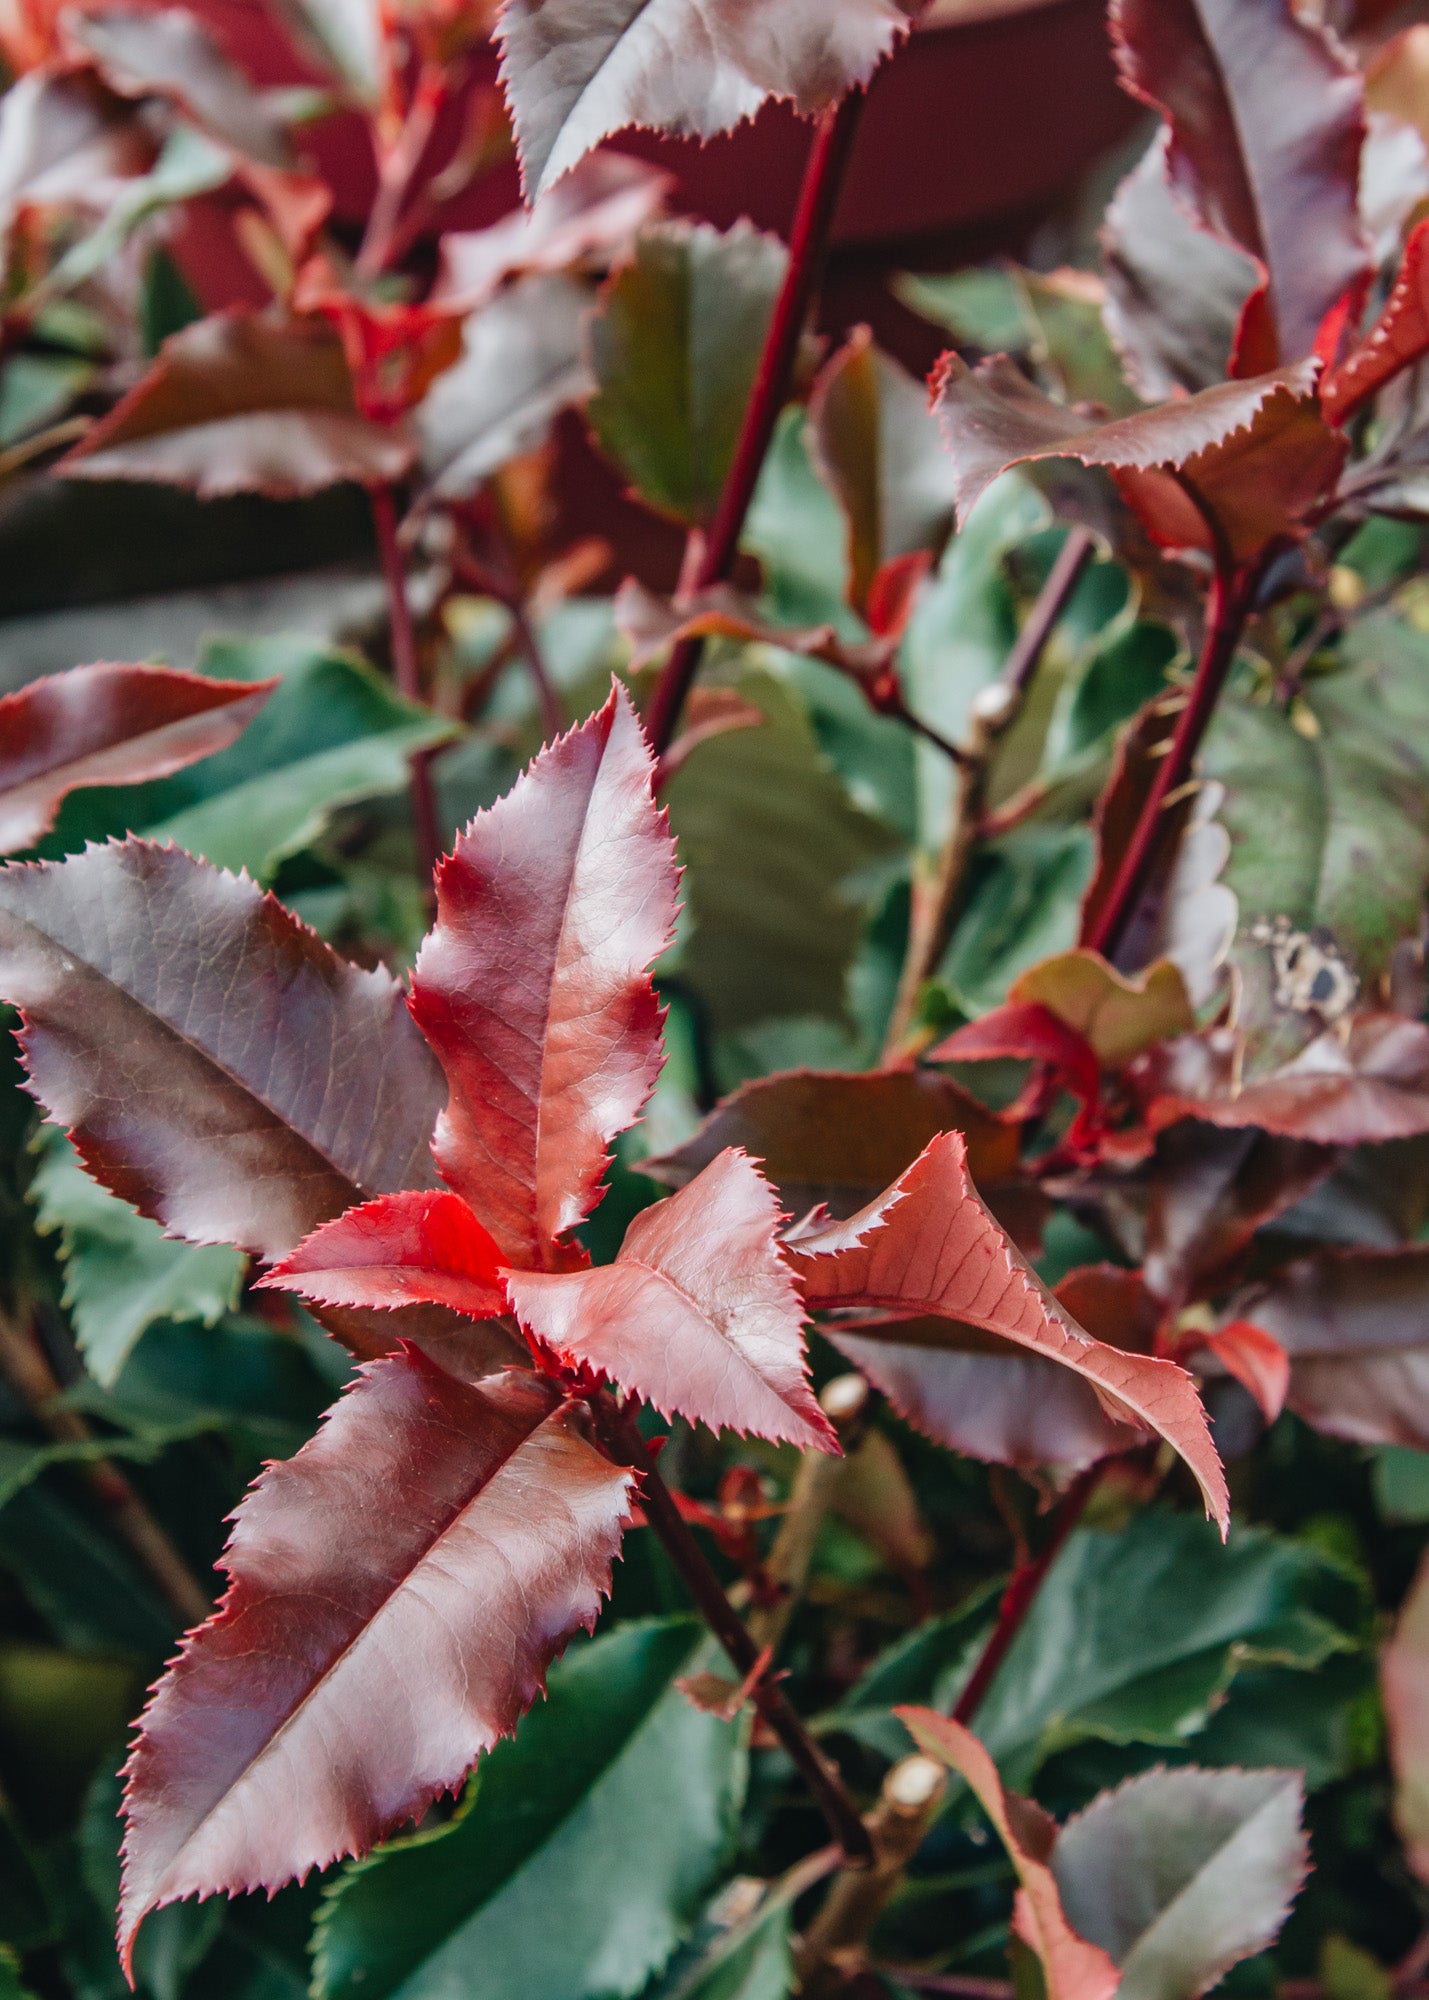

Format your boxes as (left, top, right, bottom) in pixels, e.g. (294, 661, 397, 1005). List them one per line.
(1323, 216, 1429, 423)
(0, 663, 274, 857)
(119, 1357, 636, 1964)
(312, 1618, 743, 2000)
(509, 1149, 835, 1451)
(410, 683, 678, 1270)
(788, 1132, 1228, 1527)
(260, 1191, 509, 1320)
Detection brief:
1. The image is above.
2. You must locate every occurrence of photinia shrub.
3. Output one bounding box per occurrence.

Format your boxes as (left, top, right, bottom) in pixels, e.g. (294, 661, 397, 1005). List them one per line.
(3, 0, 1429, 1996)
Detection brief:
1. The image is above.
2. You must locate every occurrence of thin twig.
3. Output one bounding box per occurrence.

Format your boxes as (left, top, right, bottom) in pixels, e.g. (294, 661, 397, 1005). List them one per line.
(371, 481, 443, 890)
(454, 547, 564, 740)
(747, 1373, 871, 1656)
(879, 529, 1095, 1062)
(0, 1307, 211, 1628)
(645, 90, 866, 755)
(593, 1393, 874, 1868)
(356, 64, 448, 282)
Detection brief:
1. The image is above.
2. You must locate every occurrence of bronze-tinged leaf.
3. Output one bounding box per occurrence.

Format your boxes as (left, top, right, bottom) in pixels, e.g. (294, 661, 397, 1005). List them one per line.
(643, 1065, 1022, 1222)
(0, 663, 275, 856)
(58, 311, 412, 498)
(0, 839, 442, 1261)
(932, 354, 1344, 564)
(1232, 1244, 1429, 1448)
(259, 1190, 509, 1319)
(507, 1148, 836, 1452)
(118, 1355, 636, 1965)
(1322, 215, 1429, 424)
(409, 683, 679, 1272)
(1108, 0, 1369, 366)
(895, 1709, 1120, 2000)
(1382, 1542, 1429, 1884)
(1007, 952, 1194, 1069)
(1150, 1014, 1429, 1146)
(787, 1132, 1228, 1528)
(496, 0, 909, 197)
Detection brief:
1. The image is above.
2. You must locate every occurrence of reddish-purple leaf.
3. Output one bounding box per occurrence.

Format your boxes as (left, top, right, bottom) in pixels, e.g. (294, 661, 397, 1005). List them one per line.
(68, 7, 294, 169)
(933, 353, 1344, 564)
(1197, 1319, 1291, 1423)
(0, 67, 151, 230)
(929, 1003, 1103, 1115)
(616, 577, 893, 682)
(507, 1148, 836, 1452)
(1150, 1014, 1429, 1146)
(1322, 214, 1429, 423)
(409, 683, 678, 1271)
(259, 1190, 509, 1319)
(59, 311, 412, 498)
(1383, 1543, 1429, 1884)
(0, 663, 275, 856)
(118, 1353, 636, 1965)
(896, 1708, 1120, 2000)
(1108, 0, 1369, 366)
(496, 0, 910, 197)
(787, 1132, 1229, 1528)
(1231, 1244, 1429, 1448)
(644, 1065, 1021, 1223)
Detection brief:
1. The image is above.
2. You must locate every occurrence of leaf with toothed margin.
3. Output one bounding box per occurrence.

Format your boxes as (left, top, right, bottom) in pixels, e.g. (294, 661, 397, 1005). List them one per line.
(786, 1131, 1229, 1530)
(496, 0, 910, 199)
(117, 1353, 637, 1972)
(408, 681, 679, 1273)
(258, 1190, 510, 1320)
(507, 1149, 836, 1453)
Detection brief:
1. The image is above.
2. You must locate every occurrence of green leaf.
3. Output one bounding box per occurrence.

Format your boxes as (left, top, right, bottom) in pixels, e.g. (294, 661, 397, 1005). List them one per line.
(640, 1885, 796, 2000)
(824, 1581, 999, 1762)
(29, 1124, 244, 1387)
(313, 1617, 745, 2000)
(0, 1800, 53, 1954)
(0, 1483, 178, 1652)
(0, 355, 94, 448)
(744, 410, 860, 637)
(895, 267, 1028, 352)
(663, 667, 899, 1032)
(939, 825, 1093, 1017)
(44, 634, 456, 879)
(588, 221, 786, 526)
(0, 1945, 37, 2000)
(1374, 1446, 1429, 1523)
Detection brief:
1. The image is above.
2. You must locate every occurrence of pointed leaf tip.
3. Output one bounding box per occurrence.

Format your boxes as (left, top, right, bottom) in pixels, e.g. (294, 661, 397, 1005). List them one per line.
(508, 1148, 837, 1453)
(410, 679, 679, 1273)
(258, 1189, 509, 1318)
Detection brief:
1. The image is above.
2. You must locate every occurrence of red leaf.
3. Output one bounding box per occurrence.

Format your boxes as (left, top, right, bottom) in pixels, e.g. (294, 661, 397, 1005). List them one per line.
(1150, 1015, 1429, 1145)
(1322, 216, 1429, 423)
(0, 662, 274, 855)
(895, 1709, 1120, 2000)
(787, 1132, 1228, 1529)
(1108, 0, 1369, 366)
(296, 262, 464, 424)
(507, 1148, 836, 1452)
(933, 354, 1344, 565)
(1198, 1319, 1290, 1423)
(59, 311, 413, 499)
(118, 1353, 635, 1964)
(928, 1003, 1103, 1114)
(258, 1190, 508, 1319)
(409, 683, 679, 1271)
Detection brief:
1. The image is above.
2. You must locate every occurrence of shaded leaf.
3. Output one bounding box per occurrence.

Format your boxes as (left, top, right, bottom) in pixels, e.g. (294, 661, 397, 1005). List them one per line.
(1108, 0, 1368, 365)
(1232, 1244, 1429, 1448)
(663, 668, 899, 1033)
(410, 683, 678, 1271)
(643, 1066, 1020, 1222)
(1009, 952, 1194, 1069)
(1151, 1014, 1429, 1145)
(0, 662, 273, 857)
(0, 68, 151, 232)
(895, 1707, 1120, 2000)
(587, 221, 786, 526)
(1100, 132, 1259, 401)
(496, 0, 909, 196)
(509, 1148, 835, 1451)
(787, 1132, 1228, 1527)
(418, 274, 591, 502)
(259, 1190, 508, 1320)
(641, 1884, 794, 2000)
(68, 8, 294, 169)
(312, 1617, 743, 2000)
(1323, 214, 1429, 424)
(59, 312, 412, 498)
(268, 0, 382, 102)
(616, 578, 892, 682)
(933, 354, 1344, 564)
(1382, 1541, 1429, 1883)
(436, 150, 670, 309)
(930, 1004, 1103, 1118)
(806, 326, 958, 615)
(29, 1124, 244, 1388)
(1051, 1765, 1307, 1998)
(119, 1355, 636, 1965)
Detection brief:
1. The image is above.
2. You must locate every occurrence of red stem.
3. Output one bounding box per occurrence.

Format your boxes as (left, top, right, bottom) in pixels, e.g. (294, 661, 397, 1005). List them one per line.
(371, 481, 443, 887)
(1083, 560, 1253, 965)
(645, 90, 866, 756)
(951, 1463, 1105, 1726)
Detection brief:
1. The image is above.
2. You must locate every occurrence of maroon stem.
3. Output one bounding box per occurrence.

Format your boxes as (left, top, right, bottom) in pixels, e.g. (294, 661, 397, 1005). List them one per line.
(951, 1463, 1105, 1727)
(371, 481, 443, 886)
(1084, 560, 1253, 965)
(645, 89, 866, 756)
(595, 1396, 873, 1866)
